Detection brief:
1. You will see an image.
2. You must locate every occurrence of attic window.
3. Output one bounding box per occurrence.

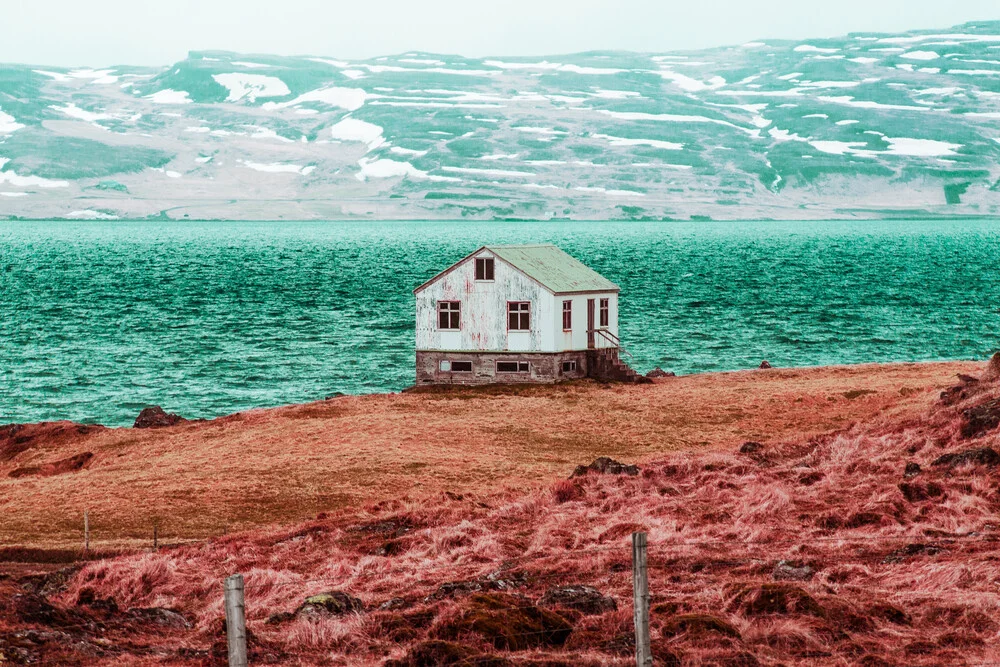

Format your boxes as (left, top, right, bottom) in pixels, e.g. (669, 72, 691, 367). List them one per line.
(475, 257, 495, 281)
(508, 301, 530, 331)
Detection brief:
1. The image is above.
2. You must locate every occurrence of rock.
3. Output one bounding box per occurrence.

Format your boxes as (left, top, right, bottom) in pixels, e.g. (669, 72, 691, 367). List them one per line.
(661, 613, 741, 638)
(9, 451, 94, 479)
(433, 593, 572, 651)
(646, 367, 676, 379)
(957, 374, 979, 386)
(772, 560, 815, 581)
(898, 480, 944, 503)
(538, 585, 617, 615)
(904, 462, 921, 478)
(133, 406, 187, 429)
(378, 597, 409, 611)
(127, 607, 191, 629)
(981, 352, 1000, 382)
(960, 401, 1000, 439)
(296, 591, 364, 618)
(383, 640, 510, 667)
(570, 456, 639, 478)
(932, 447, 1000, 469)
(739, 441, 763, 454)
(882, 543, 946, 564)
(758, 360, 773, 369)
(728, 583, 825, 618)
(265, 611, 295, 625)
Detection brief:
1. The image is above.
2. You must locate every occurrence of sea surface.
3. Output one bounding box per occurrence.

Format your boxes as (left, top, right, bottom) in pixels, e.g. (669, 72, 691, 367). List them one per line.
(2, 219, 999, 426)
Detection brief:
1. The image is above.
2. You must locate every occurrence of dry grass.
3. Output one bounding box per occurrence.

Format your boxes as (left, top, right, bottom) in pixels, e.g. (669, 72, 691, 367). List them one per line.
(0, 362, 977, 550)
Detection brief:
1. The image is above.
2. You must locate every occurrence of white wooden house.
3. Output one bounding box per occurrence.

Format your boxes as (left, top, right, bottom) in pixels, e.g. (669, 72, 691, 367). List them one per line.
(413, 244, 644, 384)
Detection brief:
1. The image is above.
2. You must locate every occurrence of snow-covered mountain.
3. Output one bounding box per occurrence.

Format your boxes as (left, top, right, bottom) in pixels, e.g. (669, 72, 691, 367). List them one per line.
(2, 22, 1000, 220)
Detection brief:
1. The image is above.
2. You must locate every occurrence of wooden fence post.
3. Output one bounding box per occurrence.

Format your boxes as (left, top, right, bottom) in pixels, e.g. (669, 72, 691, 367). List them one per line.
(153, 523, 158, 550)
(632, 531, 652, 667)
(83, 510, 89, 554)
(224, 574, 248, 667)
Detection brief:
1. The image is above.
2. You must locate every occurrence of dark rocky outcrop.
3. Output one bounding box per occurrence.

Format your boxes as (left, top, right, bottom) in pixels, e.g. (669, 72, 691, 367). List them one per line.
(133, 406, 187, 429)
(433, 593, 572, 651)
(728, 583, 825, 618)
(980, 352, 1000, 382)
(538, 586, 616, 615)
(904, 462, 921, 479)
(296, 591, 364, 618)
(772, 561, 815, 582)
(758, 360, 773, 369)
(132, 405, 188, 428)
(960, 402, 1000, 439)
(646, 367, 676, 379)
(932, 447, 1000, 469)
(9, 452, 94, 478)
(384, 640, 511, 667)
(882, 543, 946, 565)
(661, 613, 741, 639)
(739, 442, 763, 455)
(571, 457, 639, 478)
(127, 607, 191, 629)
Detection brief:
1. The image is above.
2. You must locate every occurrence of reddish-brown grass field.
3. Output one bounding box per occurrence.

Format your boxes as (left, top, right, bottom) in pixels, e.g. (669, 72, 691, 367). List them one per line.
(0, 362, 977, 550)
(3, 360, 1000, 666)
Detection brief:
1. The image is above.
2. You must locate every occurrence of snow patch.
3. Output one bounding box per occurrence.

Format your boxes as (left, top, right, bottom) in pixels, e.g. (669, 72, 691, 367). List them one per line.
(849, 57, 879, 64)
(263, 86, 367, 111)
(0, 109, 24, 134)
(573, 186, 645, 197)
(884, 137, 961, 156)
(240, 160, 315, 175)
(68, 210, 118, 219)
(212, 74, 290, 103)
(355, 158, 459, 182)
(146, 89, 191, 104)
(329, 117, 385, 150)
(593, 133, 684, 150)
(658, 69, 726, 92)
(901, 50, 940, 61)
(794, 45, 839, 53)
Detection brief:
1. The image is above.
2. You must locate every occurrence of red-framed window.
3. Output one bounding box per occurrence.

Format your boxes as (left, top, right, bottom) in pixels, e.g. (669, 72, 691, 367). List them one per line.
(508, 301, 530, 331)
(599, 298, 609, 327)
(475, 257, 495, 281)
(562, 300, 572, 330)
(438, 301, 461, 330)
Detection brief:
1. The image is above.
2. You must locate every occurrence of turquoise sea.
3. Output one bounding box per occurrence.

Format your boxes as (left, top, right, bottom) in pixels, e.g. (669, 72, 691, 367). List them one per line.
(2, 219, 999, 426)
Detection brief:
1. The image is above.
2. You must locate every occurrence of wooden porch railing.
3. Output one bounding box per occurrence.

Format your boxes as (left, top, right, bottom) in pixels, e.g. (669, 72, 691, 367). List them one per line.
(587, 328, 635, 362)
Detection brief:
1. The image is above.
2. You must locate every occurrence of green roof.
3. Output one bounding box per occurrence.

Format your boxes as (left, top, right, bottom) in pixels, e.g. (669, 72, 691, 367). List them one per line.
(486, 244, 619, 294)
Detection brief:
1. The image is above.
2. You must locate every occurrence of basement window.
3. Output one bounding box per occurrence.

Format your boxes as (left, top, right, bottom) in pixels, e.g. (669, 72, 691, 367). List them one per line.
(497, 361, 530, 373)
(508, 301, 530, 330)
(562, 360, 578, 372)
(450, 361, 473, 372)
(475, 257, 495, 281)
(438, 301, 461, 330)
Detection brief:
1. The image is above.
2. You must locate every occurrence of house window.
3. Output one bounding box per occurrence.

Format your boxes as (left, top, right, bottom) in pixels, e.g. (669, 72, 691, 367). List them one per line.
(497, 361, 530, 373)
(438, 301, 460, 330)
(508, 301, 530, 330)
(600, 298, 609, 327)
(562, 360, 577, 372)
(440, 360, 471, 372)
(475, 257, 495, 281)
(562, 300, 572, 330)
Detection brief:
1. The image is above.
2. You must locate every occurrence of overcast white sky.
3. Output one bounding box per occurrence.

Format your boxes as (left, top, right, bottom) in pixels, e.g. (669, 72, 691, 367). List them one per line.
(2, 0, 997, 66)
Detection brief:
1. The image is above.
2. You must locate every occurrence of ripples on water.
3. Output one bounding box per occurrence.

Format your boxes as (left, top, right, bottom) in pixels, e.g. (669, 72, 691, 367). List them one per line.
(2, 219, 999, 425)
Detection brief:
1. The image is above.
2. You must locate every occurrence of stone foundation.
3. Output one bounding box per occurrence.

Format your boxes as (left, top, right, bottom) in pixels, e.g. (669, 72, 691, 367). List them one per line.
(415, 350, 589, 385)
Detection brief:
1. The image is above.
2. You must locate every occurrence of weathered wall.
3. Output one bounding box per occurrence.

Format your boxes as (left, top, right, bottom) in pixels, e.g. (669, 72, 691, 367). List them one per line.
(416, 249, 556, 352)
(415, 350, 589, 385)
(552, 292, 619, 351)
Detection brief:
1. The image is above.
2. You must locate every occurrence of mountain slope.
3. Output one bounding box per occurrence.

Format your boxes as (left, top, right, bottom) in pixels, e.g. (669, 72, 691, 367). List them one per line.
(1, 22, 1000, 220)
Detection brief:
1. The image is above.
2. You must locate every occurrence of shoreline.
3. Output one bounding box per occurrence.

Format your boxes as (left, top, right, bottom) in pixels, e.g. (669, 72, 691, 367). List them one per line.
(0, 359, 981, 551)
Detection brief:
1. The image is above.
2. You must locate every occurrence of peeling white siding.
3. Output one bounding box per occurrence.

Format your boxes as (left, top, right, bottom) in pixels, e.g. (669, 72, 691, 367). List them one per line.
(416, 249, 618, 353)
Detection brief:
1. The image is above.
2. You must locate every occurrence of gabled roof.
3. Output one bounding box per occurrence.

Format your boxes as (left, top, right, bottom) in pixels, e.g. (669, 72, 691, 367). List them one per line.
(414, 244, 619, 295)
(486, 245, 619, 294)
